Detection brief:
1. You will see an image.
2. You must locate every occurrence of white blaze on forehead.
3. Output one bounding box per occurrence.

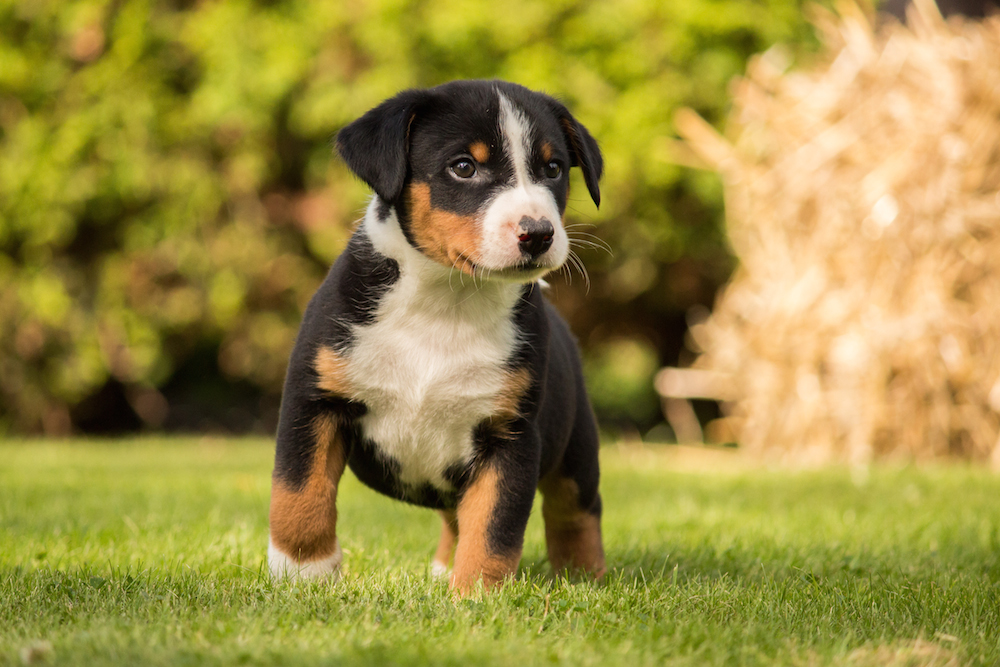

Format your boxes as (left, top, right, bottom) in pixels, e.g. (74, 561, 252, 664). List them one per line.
(498, 92, 533, 187)
(475, 89, 568, 275)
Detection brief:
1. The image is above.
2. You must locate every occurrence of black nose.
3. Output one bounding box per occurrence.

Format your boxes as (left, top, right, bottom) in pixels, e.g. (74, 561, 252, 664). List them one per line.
(517, 216, 554, 260)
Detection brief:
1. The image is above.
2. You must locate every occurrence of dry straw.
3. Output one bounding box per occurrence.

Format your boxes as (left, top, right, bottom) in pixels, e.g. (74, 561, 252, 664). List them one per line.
(673, 0, 1000, 465)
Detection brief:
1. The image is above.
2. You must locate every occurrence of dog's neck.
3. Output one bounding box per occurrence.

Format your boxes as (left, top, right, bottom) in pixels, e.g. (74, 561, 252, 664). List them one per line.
(362, 197, 528, 318)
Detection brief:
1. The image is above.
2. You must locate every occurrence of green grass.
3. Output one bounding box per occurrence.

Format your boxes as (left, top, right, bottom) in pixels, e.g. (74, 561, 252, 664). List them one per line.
(1, 439, 998, 666)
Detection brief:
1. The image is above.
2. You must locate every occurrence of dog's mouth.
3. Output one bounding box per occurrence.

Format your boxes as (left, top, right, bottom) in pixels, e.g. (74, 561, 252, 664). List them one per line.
(512, 259, 543, 272)
(448, 250, 551, 278)
(488, 259, 557, 282)
(443, 240, 565, 283)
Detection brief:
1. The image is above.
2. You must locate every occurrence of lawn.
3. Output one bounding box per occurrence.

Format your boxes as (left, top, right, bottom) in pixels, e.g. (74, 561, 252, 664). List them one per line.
(1, 439, 998, 666)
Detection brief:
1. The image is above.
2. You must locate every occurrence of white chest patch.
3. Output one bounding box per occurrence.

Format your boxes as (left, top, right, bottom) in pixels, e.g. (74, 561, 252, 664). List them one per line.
(343, 266, 521, 490)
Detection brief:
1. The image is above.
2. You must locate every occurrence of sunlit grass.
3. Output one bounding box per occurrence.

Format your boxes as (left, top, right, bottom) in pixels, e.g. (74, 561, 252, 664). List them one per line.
(1, 438, 998, 666)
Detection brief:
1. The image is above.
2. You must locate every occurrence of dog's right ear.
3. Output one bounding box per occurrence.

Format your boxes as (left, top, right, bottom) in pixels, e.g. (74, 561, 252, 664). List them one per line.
(336, 90, 430, 204)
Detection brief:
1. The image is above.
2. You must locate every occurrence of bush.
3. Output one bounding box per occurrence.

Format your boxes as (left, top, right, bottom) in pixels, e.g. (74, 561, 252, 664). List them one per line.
(0, 0, 821, 434)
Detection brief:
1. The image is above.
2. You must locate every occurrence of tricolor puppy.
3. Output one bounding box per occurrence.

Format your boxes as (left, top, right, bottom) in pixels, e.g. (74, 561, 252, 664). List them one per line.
(268, 79, 606, 594)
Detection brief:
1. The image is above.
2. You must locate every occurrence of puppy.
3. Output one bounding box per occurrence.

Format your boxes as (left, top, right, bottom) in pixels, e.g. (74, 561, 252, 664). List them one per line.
(268, 79, 605, 594)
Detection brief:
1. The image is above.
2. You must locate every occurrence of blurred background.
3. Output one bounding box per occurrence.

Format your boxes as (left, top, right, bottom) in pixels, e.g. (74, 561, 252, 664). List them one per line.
(0, 0, 824, 437)
(1, 0, 997, 455)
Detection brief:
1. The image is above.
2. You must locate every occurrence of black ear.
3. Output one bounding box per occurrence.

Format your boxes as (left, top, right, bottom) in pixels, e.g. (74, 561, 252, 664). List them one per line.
(546, 99, 604, 208)
(335, 90, 430, 203)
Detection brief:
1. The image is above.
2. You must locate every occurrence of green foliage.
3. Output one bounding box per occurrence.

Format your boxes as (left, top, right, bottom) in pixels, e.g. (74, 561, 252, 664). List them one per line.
(2, 439, 1000, 665)
(583, 338, 661, 427)
(0, 0, 822, 433)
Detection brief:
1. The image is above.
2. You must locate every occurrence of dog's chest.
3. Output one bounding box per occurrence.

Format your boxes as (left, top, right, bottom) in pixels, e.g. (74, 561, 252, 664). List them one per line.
(344, 277, 519, 490)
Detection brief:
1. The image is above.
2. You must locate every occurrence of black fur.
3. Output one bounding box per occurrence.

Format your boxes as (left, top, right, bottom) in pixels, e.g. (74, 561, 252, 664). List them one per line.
(543, 96, 603, 207)
(337, 80, 602, 216)
(335, 90, 430, 203)
(271, 232, 397, 490)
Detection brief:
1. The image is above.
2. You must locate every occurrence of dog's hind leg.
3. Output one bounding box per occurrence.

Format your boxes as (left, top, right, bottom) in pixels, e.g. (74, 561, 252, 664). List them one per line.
(539, 473, 605, 578)
(268, 411, 347, 581)
(431, 509, 458, 578)
(539, 399, 606, 578)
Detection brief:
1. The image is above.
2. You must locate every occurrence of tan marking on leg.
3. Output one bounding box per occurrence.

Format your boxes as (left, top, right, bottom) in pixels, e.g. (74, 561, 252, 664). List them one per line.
(406, 182, 482, 276)
(539, 474, 606, 578)
(485, 368, 532, 439)
(269, 413, 347, 562)
(540, 140, 553, 162)
(494, 367, 531, 422)
(314, 346, 353, 397)
(432, 509, 458, 576)
(450, 465, 521, 594)
(469, 141, 490, 164)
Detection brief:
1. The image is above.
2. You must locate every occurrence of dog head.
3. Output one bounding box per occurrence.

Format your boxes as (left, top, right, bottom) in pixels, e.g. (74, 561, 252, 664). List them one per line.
(336, 80, 602, 282)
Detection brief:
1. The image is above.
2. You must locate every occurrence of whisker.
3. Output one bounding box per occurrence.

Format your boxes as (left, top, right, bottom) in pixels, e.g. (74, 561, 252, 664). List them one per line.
(569, 239, 613, 253)
(461, 257, 473, 288)
(565, 254, 579, 285)
(568, 230, 609, 243)
(564, 202, 596, 218)
(456, 258, 469, 288)
(567, 232, 613, 255)
(559, 261, 573, 286)
(472, 261, 483, 291)
(568, 250, 591, 293)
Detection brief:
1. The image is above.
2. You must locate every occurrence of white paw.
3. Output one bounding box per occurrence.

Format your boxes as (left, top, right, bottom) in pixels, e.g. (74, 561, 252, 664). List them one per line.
(430, 559, 451, 579)
(268, 538, 342, 581)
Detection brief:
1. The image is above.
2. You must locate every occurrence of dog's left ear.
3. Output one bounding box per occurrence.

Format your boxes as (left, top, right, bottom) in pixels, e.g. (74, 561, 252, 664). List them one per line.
(336, 89, 431, 203)
(546, 99, 604, 208)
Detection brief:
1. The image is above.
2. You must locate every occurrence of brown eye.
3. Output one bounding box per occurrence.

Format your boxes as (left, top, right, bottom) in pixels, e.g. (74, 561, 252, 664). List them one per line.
(450, 159, 476, 179)
(544, 161, 562, 179)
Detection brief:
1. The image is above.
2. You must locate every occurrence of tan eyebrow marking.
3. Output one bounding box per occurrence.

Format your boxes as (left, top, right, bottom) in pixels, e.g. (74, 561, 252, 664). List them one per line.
(469, 141, 490, 163)
(540, 141, 553, 162)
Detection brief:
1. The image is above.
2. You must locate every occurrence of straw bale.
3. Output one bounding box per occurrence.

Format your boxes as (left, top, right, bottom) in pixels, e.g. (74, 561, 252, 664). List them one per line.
(676, 1, 1000, 465)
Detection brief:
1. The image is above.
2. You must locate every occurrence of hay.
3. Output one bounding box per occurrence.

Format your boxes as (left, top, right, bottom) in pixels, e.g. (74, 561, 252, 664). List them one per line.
(675, 0, 1000, 465)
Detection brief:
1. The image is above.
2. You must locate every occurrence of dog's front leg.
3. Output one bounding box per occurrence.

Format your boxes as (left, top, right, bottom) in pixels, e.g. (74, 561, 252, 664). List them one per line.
(268, 411, 347, 580)
(431, 509, 458, 578)
(450, 451, 537, 595)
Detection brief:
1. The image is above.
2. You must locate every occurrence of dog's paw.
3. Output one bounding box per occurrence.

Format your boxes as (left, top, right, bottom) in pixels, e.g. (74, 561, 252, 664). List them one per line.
(430, 559, 451, 579)
(268, 538, 342, 582)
